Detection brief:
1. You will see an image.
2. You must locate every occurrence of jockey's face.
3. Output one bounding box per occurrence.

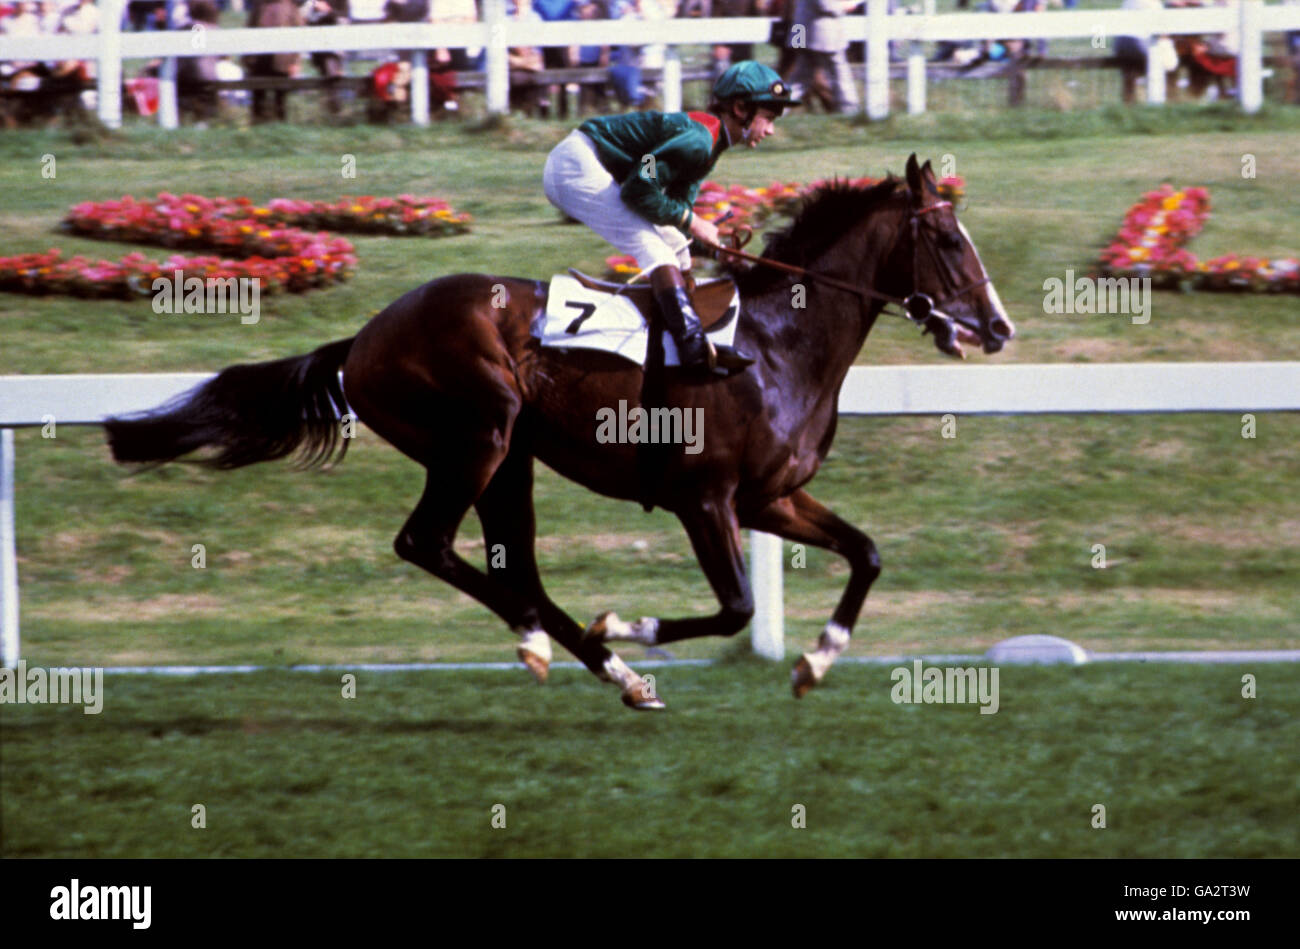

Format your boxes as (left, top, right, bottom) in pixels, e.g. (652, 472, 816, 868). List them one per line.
(740, 106, 780, 148)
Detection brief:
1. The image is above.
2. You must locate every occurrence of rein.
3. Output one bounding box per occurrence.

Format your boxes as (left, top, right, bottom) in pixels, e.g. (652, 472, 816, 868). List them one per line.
(713, 200, 990, 333)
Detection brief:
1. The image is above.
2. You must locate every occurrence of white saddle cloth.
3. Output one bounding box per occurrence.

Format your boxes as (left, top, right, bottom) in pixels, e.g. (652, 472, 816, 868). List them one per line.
(532, 274, 741, 367)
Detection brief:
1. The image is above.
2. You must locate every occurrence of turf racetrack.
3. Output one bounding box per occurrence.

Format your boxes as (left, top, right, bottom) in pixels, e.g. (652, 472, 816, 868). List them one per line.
(5, 664, 1298, 858)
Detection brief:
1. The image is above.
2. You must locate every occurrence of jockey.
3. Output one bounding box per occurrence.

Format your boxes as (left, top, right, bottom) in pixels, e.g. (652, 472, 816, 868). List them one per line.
(543, 60, 799, 376)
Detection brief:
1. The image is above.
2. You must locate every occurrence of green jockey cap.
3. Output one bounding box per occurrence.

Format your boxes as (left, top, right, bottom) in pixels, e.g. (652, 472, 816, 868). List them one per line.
(711, 61, 801, 113)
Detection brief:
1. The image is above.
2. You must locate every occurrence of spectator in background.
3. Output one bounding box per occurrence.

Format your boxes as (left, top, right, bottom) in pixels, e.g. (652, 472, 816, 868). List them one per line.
(572, 0, 608, 111)
(1, 1, 44, 88)
(1, 1, 42, 39)
(430, 0, 478, 71)
(383, 0, 428, 25)
(59, 0, 100, 37)
(770, 0, 800, 76)
(301, 0, 349, 115)
(1288, 0, 1300, 104)
(246, 0, 305, 121)
(606, 0, 647, 107)
(634, 0, 669, 95)
(35, 0, 59, 32)
(785, 0, 857, 113)
(708, 0, 761, 83)
(56, 0, 100, 96)
(507, 0, 544, 114)
(1, 2, 43, 39)
(1115, 0, 1167, 103)
(428, 0, 477, 114)
(178, 0, 221, 120)
(534, 0, 576, 117)
(126, 1, 167, 31)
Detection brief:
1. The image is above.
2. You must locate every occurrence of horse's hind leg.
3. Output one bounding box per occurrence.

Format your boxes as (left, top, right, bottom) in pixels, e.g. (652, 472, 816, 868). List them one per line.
(395, 458, 546, 640)
(475, 448, 665, 709)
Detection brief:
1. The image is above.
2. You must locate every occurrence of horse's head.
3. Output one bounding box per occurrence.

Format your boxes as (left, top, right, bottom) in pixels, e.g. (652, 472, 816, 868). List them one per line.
(735, 160, 1015, 359)
(884, 154, 1016, 358)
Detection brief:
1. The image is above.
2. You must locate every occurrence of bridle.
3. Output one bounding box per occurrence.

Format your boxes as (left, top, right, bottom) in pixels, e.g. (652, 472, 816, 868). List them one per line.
(713, 198, 992, 343)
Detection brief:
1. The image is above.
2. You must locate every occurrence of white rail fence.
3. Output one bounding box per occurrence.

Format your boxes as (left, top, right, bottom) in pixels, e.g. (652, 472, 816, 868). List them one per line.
(2, 361, 1298, 668)
(2, 3, 1299, 127)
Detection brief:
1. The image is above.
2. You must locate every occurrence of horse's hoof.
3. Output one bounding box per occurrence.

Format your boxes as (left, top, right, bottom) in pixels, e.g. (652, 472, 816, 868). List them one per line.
(516, 645, 549, 685)
(792, 656, 818, 699)
(585, 610, 617, 642)
(621, 678, 666, 711)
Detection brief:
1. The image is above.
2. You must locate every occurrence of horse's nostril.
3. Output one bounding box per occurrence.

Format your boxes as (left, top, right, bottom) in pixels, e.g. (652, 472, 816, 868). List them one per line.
(991, 318, 1015, 339)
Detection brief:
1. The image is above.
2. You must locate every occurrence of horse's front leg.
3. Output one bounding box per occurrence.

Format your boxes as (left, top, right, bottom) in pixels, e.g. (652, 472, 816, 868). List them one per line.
(587, 494, 755, 649)
(741, 489, 881, 697)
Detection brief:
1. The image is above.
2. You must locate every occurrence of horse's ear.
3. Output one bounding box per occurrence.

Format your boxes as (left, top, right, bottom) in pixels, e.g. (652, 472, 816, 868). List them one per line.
(905, 154, 923, 204)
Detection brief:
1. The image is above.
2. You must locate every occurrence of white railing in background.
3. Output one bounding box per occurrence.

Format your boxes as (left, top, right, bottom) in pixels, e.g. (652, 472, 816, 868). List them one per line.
(2, 3, 1299, 127)
(3, 361, 1298, 667)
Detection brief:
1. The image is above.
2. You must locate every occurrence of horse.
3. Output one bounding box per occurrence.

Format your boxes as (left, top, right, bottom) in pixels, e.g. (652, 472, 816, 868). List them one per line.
(105, 154, 1015, 711)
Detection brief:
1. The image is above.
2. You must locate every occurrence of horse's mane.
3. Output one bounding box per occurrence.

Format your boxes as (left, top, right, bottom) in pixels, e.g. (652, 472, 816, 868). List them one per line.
(733, 176, 902, 295)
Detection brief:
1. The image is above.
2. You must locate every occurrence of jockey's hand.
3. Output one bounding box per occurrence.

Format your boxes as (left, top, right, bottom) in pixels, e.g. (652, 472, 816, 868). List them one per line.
(689, 215, 721, 251)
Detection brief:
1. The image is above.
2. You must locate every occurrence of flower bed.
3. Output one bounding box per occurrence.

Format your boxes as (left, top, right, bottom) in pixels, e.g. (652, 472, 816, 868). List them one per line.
(605, 175, 965, 278)
(1099, 185, 1300, 294)
(63, 192, 471, 243)
(0, 191, 472, 300)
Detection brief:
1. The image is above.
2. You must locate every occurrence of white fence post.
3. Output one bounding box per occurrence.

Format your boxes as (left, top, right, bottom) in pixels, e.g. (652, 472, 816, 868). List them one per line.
(750, 531, 784, 660)
(484, 0, 508, 115)
(97, 0, 123, 129)
(1145, 37, 1166, 105)
(907, 41, 926, 114)
(158, 55, 179, 129)
(411, 49, 430, 125)
(908, 0, 933, 115)
(1238, 0, 1263, 114)
(1, 429, 18, 670)
(866, 0, 890, 120)
(663, 46, 683, 113)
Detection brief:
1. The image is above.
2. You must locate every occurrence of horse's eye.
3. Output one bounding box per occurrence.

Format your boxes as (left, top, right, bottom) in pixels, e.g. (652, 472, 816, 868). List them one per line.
(939, 231, 963, 251)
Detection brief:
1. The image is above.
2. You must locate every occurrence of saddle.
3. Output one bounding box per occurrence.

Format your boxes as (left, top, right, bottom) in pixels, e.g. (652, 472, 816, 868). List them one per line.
(566, 268, 739, 332)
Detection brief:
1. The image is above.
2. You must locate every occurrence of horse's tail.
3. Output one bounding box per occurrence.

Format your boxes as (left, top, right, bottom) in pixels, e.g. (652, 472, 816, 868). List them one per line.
(106, 336, 356, 470)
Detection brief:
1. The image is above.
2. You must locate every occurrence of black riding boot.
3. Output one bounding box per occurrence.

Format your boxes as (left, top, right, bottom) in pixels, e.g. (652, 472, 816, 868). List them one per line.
(649, 266, 754, 377)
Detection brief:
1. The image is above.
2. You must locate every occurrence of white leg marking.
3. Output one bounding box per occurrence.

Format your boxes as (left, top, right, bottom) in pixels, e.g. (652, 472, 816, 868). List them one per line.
(517, 628, 552, 663)
(802, 622, 851, 682)
(601, 653, 642, 692)
(600, 614, 659, 646)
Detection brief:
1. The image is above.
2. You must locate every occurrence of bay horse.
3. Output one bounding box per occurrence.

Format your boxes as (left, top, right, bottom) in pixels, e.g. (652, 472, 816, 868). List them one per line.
(105, 155, 1015, 710)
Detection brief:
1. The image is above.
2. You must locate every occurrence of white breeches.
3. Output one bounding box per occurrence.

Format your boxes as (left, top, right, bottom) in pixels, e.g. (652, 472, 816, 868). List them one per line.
(543, 130, 692, 273)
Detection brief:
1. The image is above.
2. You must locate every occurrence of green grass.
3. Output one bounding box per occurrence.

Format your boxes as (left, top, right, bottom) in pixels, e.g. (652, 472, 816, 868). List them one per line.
(1, 115, 1297, 858)
(4, 662, 1297, 857)
(12, 411, 1299, 669)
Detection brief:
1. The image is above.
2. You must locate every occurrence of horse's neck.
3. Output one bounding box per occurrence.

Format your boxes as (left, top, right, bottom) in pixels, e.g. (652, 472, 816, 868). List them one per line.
(742, 214, 892, 400)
